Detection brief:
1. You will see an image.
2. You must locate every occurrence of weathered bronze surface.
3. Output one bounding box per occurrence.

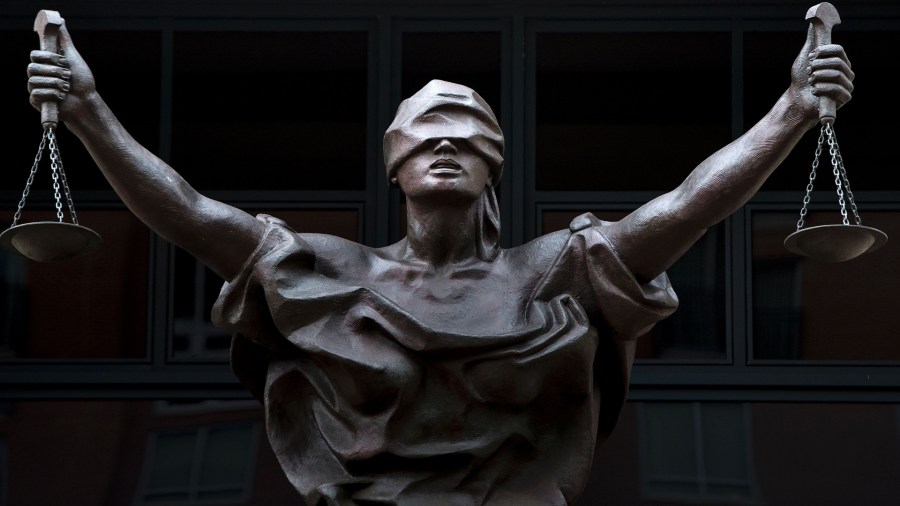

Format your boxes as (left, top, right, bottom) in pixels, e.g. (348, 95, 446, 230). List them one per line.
(781, 2, 888, 262)
(0, 221, 101, 262)
(1, 10, 102, 262)
(24, 4, 857, 504)
(784, 224, 888, 262)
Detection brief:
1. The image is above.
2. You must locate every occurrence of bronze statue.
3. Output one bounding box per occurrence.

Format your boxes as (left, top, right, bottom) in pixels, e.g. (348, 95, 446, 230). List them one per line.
(26, 15, 854, 506)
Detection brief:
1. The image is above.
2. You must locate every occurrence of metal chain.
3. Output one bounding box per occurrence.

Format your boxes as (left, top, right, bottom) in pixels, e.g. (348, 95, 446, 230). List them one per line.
(797, 125, 825, 231)
(825, 123, 850, 226)
(48, 128, 66, 222)
(12, 130, 49, 227)
(827, 124, 862, 226)
(48, 128, 79, 225)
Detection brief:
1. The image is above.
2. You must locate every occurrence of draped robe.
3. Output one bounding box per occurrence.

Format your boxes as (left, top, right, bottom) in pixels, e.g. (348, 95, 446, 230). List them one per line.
(213, 212, 678, 505)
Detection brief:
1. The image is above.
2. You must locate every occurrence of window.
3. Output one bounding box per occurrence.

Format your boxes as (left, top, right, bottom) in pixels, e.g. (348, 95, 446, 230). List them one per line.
(171, 30, 369, 191)
(0, 210, 150, 360)
(750, 210, 900, 361)
(638, 402, 758, 503)
(2, 4, 900, 504)
(533, 30, 731, 192)
(138, 422, 260, 505)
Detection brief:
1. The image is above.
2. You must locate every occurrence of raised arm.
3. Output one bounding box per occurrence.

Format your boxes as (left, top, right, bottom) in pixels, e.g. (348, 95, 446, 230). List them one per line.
(27, 23, 265, 281)
(604, 26, 854, 283)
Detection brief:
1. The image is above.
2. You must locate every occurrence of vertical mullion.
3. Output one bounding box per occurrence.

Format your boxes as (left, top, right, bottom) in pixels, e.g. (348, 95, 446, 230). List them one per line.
(153, 20, 175, 367)
(523, 19, 537, 242)
(375, 15, 394, 247)
(387, 18, 403, 245)
(731, 22, 750, 369)
(365, 18, 380, 247)
(510, 15, 526, 247)
(731, 19, 744, 141)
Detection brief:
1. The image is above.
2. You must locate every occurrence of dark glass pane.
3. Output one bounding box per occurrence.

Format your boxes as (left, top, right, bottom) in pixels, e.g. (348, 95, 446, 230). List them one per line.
(172, 31, 368, 191)
(198, 425, 255, 487)
(582, 402, 900, 505)
(0, 30, 161, 193)
(700, 403, 750, 483)
(3, 401, 898, 504)
(642, 403, 699, 482)
(0, 400, 297, 505)
(751, 211, 900, 361)
(0, 210, 149, 359)
(401, 32, 502, 119)
(146, 431, 194, 489)
(542, 210, 727, 361)
(745, 30, 899, 192)
(170, 209, 358, 360)
(535, 32, 732, 191)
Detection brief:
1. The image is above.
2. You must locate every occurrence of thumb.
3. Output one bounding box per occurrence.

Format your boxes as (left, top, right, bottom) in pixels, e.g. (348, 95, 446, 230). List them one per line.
(802, 24, 817, 55)
(798, 25, 817, 66)
(56, 22, 93, 82)
(57, 23, 82, 61)
(791, 25, 817, 81)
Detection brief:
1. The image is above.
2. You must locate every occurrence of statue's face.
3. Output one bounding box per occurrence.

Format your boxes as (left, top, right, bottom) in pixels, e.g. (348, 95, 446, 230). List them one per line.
(396, 137, 491, 202)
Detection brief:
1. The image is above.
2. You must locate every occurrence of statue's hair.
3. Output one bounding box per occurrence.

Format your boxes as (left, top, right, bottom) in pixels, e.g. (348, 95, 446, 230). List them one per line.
(475, 185, 501, 261)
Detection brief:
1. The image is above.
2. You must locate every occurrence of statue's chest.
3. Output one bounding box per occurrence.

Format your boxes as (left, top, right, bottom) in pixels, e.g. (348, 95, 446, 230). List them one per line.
(366, 262, 538, 333)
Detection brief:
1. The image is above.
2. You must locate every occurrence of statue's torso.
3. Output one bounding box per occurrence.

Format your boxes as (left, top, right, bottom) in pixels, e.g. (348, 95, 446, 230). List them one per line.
(213, 216, 677, 505)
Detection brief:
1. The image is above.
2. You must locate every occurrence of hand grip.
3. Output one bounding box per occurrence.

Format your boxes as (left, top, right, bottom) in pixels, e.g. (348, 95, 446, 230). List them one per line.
(34, 9, 64, 130)
(805, 2, 841, 125)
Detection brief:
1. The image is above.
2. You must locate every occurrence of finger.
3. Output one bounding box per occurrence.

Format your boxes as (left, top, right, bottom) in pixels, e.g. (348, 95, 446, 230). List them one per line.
(27, 62, 71, 80)
(810, 83, 852, 106)
(29, 49, 67, 66)
(810, 56, 855, 82)
(812, 43, 850, 64)
(810, 68, 854, 94)
(27, 75, 70, 94)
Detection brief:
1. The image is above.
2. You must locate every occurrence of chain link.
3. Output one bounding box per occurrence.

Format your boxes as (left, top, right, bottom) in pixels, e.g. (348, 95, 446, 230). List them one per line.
(47, 128, 79, 225)
(826, 124, 850, 226)
(796, 123, 863, 230)
(797, 125, 825, 231)
(10, 127, 81, 227)
(828, 124, 862, 226)
(48, 128, 65, 222)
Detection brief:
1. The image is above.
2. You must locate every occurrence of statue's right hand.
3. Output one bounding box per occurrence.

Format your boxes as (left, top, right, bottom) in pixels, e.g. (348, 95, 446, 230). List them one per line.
(27, 23, 97, 122)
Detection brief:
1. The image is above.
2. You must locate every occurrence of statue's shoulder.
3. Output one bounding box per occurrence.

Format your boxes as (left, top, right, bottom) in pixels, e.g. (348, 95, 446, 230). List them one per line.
(503, 212, 619, 266)
(297, 233, 375, 264)
(253, 213, 365, 254)
(503, 228, 571, 267)
(250, 214, 374, 270)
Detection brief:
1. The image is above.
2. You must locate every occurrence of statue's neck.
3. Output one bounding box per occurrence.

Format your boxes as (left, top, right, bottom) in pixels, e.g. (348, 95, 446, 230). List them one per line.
(403, 199, 478, 268)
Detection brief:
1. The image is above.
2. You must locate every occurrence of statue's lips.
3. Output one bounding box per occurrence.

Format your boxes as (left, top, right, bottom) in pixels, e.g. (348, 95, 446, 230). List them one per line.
(430, 159, 462, 175)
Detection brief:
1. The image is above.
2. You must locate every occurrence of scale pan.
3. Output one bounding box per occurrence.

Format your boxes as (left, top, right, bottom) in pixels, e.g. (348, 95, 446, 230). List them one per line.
(0, 222, 102, 262)
(784, 224, 888, 262)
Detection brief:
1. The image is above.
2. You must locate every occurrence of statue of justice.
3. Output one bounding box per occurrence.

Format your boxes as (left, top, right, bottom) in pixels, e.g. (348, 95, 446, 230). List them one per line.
(18, 4, 864, 505)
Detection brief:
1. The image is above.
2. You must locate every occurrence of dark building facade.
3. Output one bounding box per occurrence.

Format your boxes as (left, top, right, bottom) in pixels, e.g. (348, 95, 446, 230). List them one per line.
(1, 1, 899, 504)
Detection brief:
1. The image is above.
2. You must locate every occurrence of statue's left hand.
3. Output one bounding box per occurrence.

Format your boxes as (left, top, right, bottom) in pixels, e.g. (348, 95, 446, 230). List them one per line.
(27, 23, 98, 125)
(789, 26, 855, 122)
